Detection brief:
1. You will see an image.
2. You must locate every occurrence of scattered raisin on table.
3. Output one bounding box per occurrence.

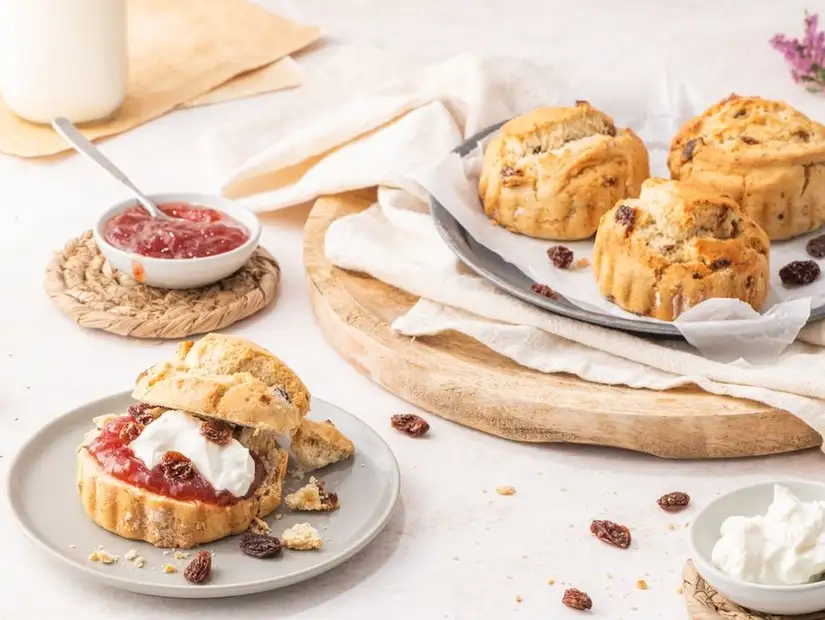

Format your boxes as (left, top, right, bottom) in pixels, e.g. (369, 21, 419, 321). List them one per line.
(590, 519, 631, 549)
(200, 420, 232, 445)
(779, 260, 820, 287)
(657, 492, 690, 513)
(562, 588, 592, 611)
(547, 245, 574, 269)
(391, 414, 430, 437)
(118, 421, 143, 443)
(614, 205, 635, 228)
(240, 533, 282, 559)
(806, 235, 825, 259)
(531, 283, 558, 299)
(159, 451, 195, 480)
(184, 551, 212, 584)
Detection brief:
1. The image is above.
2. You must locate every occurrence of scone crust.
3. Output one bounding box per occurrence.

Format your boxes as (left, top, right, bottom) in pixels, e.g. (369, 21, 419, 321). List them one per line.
(291, 419, 354, 471)
(592, 178, 770, 321)
(479, 102, 650, 240)
(77, 421, 288, 549)
(133, 334, 309, 434)
(668, 94, 825, 240)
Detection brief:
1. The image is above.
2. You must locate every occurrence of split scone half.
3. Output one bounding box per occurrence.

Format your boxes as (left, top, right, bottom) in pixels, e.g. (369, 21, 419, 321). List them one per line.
(478, 101, 650, 240)
(77, 334, 310, 549)
(668, 94, 825, 241)
(593, 178, 770, 321)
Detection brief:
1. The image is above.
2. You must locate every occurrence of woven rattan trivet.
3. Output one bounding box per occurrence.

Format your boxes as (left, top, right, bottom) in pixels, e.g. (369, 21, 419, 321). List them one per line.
(683, 561, 825, 620)
(44, 230, 280, 339)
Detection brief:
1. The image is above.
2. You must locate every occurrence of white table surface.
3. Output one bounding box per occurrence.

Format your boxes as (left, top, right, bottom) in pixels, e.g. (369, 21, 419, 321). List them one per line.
(3, 1, 825, 618)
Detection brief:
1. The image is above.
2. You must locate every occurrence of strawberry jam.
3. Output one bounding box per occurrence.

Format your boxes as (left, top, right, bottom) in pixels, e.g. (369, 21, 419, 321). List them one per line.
(86, 415, 262, 506)
(102, 202, 249, 259)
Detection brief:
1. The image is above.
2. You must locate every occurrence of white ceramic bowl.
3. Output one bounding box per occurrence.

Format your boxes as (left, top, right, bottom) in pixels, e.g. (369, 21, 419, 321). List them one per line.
(690, 480, 825, 615)
(93, 192, 261, 289)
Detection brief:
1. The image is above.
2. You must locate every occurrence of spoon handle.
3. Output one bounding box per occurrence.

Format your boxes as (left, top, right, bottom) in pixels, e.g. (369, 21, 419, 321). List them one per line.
(51, 117, 165, 218)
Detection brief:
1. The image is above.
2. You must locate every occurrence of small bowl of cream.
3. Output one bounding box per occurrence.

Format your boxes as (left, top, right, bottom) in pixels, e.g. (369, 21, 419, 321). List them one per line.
(691, 480, 825, 615)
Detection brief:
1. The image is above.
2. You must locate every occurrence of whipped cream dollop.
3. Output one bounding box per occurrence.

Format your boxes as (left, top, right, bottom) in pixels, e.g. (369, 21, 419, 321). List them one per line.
(128, 410, 255, 497)
(711, 484, 825, 585)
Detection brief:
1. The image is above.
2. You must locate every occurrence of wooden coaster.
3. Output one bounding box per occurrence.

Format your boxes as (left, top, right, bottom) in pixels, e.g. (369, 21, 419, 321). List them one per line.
(45, 231, 280, 339)
(682, 561, 825, 619)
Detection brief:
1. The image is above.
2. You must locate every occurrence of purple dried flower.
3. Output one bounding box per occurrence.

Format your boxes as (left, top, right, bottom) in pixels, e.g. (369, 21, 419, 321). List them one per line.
(771, 12, 825, 92)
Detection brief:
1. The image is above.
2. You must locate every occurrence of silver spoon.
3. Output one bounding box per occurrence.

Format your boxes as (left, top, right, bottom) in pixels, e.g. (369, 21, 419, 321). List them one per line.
(51, 117, 169, 219)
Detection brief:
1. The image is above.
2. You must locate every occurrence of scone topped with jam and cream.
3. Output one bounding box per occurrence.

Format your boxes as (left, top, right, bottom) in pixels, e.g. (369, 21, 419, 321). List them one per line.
(669, 94, 825, 240)
(592, 178, 770, 321)
(478, 101, 650, 240)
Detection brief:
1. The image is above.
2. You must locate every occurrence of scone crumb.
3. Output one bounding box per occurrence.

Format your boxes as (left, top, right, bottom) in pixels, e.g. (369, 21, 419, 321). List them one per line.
(124, 549, 139, 561)
(134, 557, 146, 569)
(515, 595, 522, 603)
(89, 550, 118, 564)
(249, 516, 271, 534)
(636, 579, 648, 590)
(173, 551, 190, 560)
(496, 485, 516, 496)
(573, 257, 590, 269)
(285, 477, 339, 512)
(676, 586, 683, 595)
(162, 564, 178, 574)
(547, 579, 555, 586)
(282, 523, 323, 551)
(274, 513, 284, 521)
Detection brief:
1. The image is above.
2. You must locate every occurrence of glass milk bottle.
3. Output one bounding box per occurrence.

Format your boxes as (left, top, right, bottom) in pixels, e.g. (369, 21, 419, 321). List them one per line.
(0, 0, 128, 124)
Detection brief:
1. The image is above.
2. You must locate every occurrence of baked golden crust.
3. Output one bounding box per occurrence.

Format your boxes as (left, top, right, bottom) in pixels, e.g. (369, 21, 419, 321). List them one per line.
(592, 178, 770, 321)
(291, 419, 354, 472)
(133, 334, 308, 434)
(76, 418, 288, 549)
(668, 94, 825, 240)
(479, 102, 650, 240)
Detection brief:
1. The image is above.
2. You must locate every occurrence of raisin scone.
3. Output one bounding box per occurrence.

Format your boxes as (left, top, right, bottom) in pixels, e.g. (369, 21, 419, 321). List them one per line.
(668, 94, 825, 240)
(478, 101, 650, 240)
(77, 405, 288, 549)
(290, 419, 354, 472)
(133, 333, 309, 435)
(592, 178, 770, 321)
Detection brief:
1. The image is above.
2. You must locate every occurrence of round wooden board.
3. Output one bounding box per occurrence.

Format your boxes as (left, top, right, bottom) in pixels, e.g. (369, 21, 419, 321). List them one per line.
(303, 191, 822, 459)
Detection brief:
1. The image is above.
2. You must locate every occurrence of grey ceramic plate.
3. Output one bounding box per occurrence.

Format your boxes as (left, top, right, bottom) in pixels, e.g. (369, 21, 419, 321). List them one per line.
(430, 123, 825, 338)
(7, 392, 400, 599)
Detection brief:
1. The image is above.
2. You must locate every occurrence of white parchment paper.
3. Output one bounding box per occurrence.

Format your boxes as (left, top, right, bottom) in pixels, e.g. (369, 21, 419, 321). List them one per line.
(412, 83, 825, 363)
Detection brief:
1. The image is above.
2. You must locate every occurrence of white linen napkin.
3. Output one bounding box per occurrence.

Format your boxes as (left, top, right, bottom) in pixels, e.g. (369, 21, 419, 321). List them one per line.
(205, 44, 825, 443)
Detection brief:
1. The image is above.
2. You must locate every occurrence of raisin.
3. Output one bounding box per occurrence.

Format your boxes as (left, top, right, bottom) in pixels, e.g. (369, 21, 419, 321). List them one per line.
(710, 258, 731, 270)
(531, 283, 558, 299)
(532, 146, 542, 155)
(590, 519, 631, 549)
(793, 129, 811, 142)
(741, 136, 759, 145)
(547, 246, 574, 269)
(657, 492, 691, 513)
(391, 414, 430, 437)
(615, 205, 635, 228)
(605, 125, 617, 137)
(733, 109, 746, 118)
(240, 533, 282, 558)
(602, 176, 618, 187)
(807, 235, 825, 259)
(692, 273, 702, 280)
(779, 260, 820, 287)
(272, 386, 291, 403)
(159, 451, 195, 480)
(183, 550, 211, 584)
(500, 165, 521, 180)
(118, 421, 143, 443)
(200, 419, 232, 445)
(745, 275, 755, 288)
(562, 588, 592, 611)
(128, 403, 160, 426)
(682, 138, 700, 162)
(575, 100, 589, 106)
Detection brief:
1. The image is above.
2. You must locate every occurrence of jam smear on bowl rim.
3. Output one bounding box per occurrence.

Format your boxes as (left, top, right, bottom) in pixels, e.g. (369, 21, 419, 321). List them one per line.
(102, 202, 250, 260)
(87, 414, 263, 506)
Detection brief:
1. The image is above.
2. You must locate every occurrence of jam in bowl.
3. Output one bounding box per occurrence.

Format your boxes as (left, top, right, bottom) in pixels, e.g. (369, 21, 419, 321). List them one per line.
(93, 193, 261, 289)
